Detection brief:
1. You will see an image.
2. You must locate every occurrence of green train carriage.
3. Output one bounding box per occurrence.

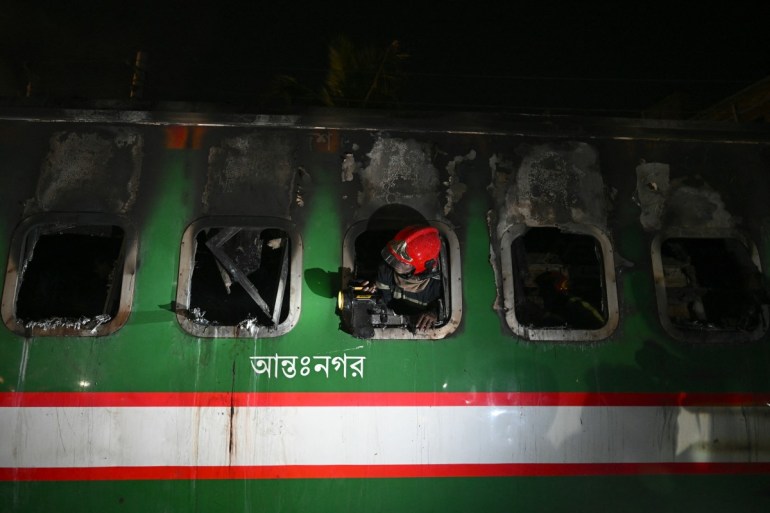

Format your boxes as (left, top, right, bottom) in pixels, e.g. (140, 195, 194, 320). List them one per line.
(1, 107, 769, 512)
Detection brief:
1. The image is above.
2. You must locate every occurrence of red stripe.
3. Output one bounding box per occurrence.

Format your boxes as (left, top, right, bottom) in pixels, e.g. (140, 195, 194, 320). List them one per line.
(1, 391, 770, 408)
(2, 463, 770, 481)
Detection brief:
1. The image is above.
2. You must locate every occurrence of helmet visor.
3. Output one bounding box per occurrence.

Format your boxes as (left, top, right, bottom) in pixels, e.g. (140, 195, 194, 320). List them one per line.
(382, 246, 415, 276)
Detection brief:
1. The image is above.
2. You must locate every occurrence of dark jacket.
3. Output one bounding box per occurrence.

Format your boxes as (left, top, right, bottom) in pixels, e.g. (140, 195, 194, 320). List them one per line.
(375, 264, 442, 316)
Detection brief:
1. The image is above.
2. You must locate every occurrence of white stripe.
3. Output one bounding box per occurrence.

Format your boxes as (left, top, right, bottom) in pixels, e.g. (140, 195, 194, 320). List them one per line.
(1, 406, 769, 468)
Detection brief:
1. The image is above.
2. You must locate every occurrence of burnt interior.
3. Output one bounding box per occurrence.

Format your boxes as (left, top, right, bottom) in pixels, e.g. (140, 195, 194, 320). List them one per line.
(189, 227, 291, 326)
(512, 227, 607, 330)
(661, 237, 768, 331)
(16, 225, 125, 322)
(354, 229, 398, 283)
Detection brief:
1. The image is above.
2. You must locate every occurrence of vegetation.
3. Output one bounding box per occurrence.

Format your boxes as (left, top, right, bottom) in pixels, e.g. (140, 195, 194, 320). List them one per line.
(266, 35, 409, 109)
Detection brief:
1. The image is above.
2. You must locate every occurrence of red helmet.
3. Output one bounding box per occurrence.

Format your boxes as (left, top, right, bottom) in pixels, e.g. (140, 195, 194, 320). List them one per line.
(382, 225, 441, 277)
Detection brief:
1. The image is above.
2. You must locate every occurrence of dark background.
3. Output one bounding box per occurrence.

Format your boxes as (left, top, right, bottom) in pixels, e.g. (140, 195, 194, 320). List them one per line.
(1, 1, 769, 117)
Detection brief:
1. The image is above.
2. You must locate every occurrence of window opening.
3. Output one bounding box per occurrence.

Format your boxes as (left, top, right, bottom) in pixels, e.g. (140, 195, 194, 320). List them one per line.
(660, 237, 768, 331)
(15, 225, 125, 330)
(511, 227, 607, 330)
(0, 218, 136, 337)
(189, 227, 291, 327)
(340, 226, 452, 338)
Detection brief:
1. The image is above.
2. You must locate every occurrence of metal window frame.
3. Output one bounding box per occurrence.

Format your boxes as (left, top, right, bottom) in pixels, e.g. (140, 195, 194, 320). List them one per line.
(1, 213, 138, 337)
(341, 220, 462, 340)
(651, 228, 769, 342)
(500, 223, 619, 341)
(175, 216, 302, 338)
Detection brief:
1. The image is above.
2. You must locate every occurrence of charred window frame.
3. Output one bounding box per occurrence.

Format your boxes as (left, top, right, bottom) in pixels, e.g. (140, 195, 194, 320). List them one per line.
(500, 225, 619, 341)
(1, 214, 137, 337)
(340, 220, 462, 340)
(176, 217, 301, 338)
(651, 231, 769, 342)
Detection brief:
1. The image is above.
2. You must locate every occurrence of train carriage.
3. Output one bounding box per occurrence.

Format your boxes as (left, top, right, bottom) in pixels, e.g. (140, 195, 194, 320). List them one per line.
(1, 106, 769, 512)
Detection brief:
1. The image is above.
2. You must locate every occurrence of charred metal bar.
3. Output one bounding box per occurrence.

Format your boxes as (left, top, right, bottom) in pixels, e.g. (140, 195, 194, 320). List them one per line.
(271, 237, 289, 325)
(205, 228, 272, 323)
(205, 227, 237, 293)
(439, 240, 449, 323)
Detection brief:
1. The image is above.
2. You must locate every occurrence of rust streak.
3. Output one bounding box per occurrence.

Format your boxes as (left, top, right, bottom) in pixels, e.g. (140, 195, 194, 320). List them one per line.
(228, 360, 237, 466)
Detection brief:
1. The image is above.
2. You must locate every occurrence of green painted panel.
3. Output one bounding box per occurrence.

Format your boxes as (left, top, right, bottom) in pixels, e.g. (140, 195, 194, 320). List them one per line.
(2, 475, 769, 513)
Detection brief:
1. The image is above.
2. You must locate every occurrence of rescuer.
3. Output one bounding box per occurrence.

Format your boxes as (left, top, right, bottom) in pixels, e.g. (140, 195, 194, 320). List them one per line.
(361, 225, 443, 330)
